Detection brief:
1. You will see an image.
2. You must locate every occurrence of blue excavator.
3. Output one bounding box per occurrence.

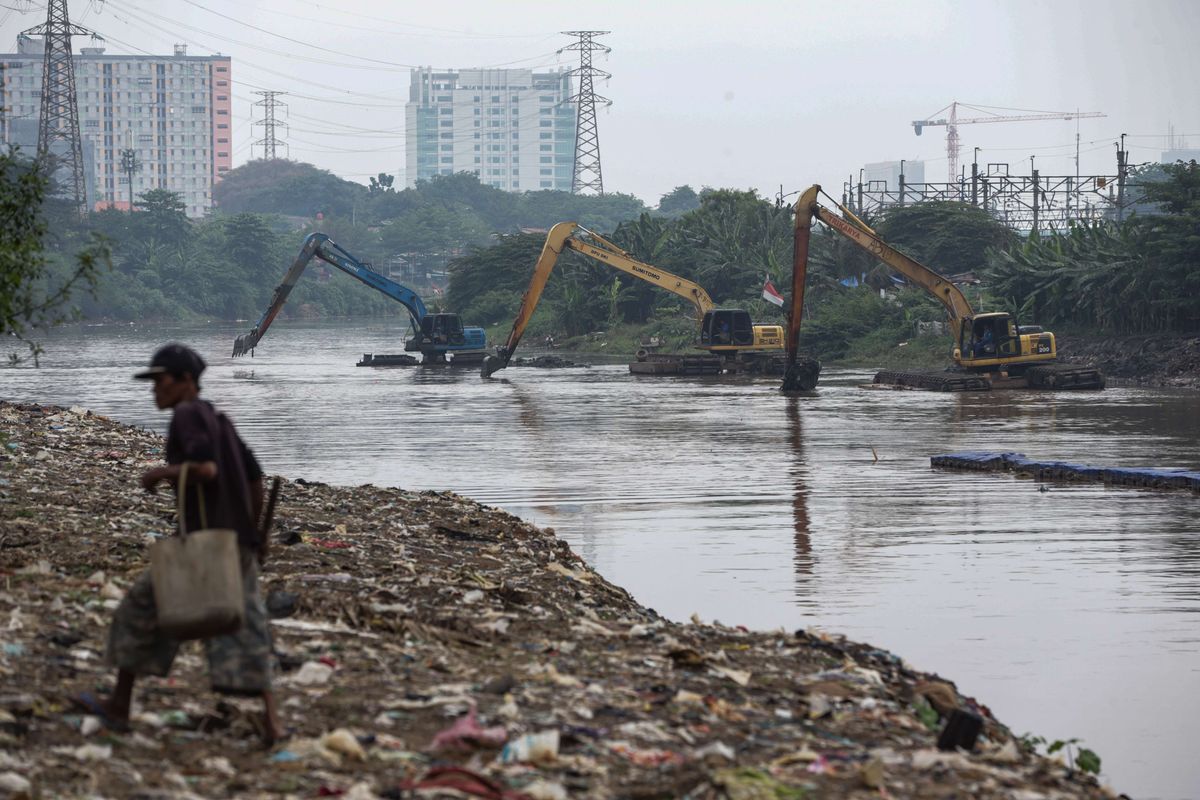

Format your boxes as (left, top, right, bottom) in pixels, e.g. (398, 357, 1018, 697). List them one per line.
(231, 233, 486, 365)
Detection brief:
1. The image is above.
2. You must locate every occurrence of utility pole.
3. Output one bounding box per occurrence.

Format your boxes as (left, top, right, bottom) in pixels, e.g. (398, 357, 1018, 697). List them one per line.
(119, 132, 140, 211)
(23, 0, 93, 215)
(560, 30, 611, 195)
(252, 91, 288, 160)
(1116, 133, 1127, 221)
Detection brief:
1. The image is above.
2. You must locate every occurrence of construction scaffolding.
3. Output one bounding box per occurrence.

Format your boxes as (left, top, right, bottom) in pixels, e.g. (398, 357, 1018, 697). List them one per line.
(841, 147, 1131, 234)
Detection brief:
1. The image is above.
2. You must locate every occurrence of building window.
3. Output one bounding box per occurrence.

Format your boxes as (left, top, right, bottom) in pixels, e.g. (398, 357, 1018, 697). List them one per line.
(217, 137, 228, 143)
(539, 144, 552, 151)
(539, 132, 552, 139)
(441, 157, 453, 163)
(217, 151, 229, 157)
(217, 109, 228, 115)
(540, 169, 552, 175)
(540, 180, 553, 188)
(539, 120, 552, 127)
(440, 120, 453, 127)
(217, 123, 228, 129)
(216, 95, 228, 101)
(540, 156, 552, 164)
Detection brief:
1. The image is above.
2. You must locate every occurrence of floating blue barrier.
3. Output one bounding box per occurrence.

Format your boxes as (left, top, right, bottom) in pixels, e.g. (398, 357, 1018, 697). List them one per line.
(931, 451, 1200, 493)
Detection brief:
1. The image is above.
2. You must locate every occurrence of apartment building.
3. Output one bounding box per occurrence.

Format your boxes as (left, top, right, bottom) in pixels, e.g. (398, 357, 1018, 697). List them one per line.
(406, 67, 576, 192)
(1, 37, 232, 217)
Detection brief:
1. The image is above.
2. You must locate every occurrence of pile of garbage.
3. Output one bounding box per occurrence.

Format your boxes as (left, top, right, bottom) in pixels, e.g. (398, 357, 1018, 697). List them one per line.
(0, 400, 1115, 799)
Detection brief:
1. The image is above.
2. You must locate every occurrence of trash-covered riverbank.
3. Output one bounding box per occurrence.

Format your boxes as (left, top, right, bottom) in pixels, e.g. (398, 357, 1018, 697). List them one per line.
(0, 401, 1118, 799)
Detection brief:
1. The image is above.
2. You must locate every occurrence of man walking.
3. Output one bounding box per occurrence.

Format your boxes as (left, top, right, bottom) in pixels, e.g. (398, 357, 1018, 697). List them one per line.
(78, 343, 283, 744)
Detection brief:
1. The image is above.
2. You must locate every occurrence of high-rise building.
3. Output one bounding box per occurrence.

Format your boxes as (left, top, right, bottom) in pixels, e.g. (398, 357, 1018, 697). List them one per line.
(406, 67, 576, 192)
(1, 37, 232, 217)
(863, 160, 925, 189)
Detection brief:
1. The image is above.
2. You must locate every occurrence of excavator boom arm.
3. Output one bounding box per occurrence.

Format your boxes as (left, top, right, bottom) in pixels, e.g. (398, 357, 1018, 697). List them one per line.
(482, 222, 715, 376)
(789, 186, 974, 344)
(233, 233, 426, 356)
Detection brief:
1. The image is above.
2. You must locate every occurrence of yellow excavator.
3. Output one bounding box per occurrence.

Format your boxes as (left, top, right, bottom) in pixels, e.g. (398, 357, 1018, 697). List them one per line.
(481, 222, 801, 378)
(783, 185, 1104, 392)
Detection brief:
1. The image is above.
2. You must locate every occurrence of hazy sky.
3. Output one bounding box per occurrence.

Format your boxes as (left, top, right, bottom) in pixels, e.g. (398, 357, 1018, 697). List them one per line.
(2, 0, 1197, 205)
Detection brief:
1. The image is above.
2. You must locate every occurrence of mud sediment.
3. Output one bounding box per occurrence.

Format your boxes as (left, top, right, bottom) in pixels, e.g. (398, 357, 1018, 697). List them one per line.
(0, 401, 1114, 798)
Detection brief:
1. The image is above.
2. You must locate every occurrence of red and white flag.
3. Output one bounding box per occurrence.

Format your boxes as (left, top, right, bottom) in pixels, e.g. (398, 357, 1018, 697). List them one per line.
(761, 277, 785, 307)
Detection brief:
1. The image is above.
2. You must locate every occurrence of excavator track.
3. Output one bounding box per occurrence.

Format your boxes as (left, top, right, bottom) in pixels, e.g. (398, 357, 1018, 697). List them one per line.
(1024, 363, 1106, 390)
(629, 353, 723, 375)
(873, 369, 992, 392)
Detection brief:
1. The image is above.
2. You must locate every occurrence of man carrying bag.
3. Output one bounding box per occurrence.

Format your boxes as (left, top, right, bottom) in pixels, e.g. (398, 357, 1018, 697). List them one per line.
(77, 343, 284, 745)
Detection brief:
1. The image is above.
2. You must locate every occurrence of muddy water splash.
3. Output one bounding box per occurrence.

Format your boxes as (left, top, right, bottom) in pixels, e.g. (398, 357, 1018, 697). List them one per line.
(5, 320, 1198, 800)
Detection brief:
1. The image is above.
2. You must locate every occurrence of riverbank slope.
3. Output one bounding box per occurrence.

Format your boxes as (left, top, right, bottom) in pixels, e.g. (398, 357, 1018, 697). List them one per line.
(0, 401, 1114, 799)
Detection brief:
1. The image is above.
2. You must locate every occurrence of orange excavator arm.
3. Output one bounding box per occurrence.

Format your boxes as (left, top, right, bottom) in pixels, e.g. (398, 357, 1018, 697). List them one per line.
(481, 222, 715, 377)
(789, 185, 975, 345)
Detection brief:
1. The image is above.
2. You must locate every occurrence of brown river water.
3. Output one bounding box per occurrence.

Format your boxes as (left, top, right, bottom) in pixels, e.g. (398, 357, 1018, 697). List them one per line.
(4, 320, 1199, 800)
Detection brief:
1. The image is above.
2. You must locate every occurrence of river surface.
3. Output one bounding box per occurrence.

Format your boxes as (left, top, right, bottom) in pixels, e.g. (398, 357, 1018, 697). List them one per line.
(4, 320, 1199, 800)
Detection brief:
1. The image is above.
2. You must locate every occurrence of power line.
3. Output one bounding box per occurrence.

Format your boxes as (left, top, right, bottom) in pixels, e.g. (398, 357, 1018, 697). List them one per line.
(560, 30, 610, 195)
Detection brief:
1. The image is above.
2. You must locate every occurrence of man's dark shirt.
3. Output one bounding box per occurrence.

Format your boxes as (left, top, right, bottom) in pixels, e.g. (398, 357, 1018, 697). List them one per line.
(166, 399, 263, 548)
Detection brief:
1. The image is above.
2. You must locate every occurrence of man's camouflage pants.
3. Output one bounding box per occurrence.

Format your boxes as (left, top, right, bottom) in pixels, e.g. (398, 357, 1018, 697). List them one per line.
(105, 548, 272, 693)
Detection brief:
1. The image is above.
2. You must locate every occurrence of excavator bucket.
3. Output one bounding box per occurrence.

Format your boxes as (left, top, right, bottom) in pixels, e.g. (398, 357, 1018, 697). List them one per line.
(480, 349, 509, 379)
(780, 357, 821, 392)
(231, 329, 260, 358)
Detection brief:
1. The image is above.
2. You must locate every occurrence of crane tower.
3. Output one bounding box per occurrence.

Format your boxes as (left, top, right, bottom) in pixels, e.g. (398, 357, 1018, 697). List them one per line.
(914, 101, 1105, 182)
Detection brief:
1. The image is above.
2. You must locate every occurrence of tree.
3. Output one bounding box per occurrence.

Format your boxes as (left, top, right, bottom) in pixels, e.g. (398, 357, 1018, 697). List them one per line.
(213, 159, 364, 217)
(133, 189, 192, 248)
(657, 185, 700, 216)
(368, 173, 395, 195)
(875, 201, 1017, 276)
(1136, 160, 1200, 216)
(1, 147, 109, 364)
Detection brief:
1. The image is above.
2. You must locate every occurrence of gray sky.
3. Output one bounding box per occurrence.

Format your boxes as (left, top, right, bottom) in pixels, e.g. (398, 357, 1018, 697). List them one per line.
(3, 0, 1197, 205)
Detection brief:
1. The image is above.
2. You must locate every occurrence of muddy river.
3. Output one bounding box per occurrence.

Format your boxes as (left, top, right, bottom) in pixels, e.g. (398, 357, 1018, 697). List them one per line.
(4, 320, 1198, 800)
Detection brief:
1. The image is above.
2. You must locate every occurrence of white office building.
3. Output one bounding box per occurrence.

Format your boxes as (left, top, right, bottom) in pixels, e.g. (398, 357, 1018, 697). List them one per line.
(406, 67, 576, 192)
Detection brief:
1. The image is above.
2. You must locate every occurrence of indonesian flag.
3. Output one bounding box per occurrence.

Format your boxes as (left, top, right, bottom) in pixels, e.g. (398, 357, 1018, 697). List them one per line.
(761, 276, 785, 307)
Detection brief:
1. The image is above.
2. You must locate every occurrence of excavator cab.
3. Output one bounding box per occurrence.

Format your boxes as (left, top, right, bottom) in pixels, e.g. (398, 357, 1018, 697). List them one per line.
(420, 313, 466, 345)
(700, 309, 755, 348)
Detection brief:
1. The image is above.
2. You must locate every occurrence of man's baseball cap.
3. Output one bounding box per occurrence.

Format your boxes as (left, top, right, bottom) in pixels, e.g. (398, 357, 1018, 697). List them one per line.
(134, 343, 207, 380)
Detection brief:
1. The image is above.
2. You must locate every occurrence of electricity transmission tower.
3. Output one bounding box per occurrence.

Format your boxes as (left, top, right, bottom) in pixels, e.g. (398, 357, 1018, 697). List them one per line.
(22, 0, 94, 214)
(560, 31, 611, 195)
(252, 91, 288, 160)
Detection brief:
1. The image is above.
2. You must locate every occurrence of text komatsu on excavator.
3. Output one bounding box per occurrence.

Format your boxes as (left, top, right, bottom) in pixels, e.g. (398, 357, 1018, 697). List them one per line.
(785, 185, 1104, 391)
(480, 222, 795, 378)
(231, 233, 486, 364)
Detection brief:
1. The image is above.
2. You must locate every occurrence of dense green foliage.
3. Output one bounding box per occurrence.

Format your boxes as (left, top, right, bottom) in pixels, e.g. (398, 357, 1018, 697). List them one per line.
(444, 189, 957, 360)
(26, 162, 649, 327)
(13, 154, 1198, 363)
(1, 147, 109, 363)
(984, 161, 1200, 333)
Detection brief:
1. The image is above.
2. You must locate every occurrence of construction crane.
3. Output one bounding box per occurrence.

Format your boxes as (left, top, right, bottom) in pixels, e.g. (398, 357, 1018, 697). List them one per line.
(913, 101, 1105, 182)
